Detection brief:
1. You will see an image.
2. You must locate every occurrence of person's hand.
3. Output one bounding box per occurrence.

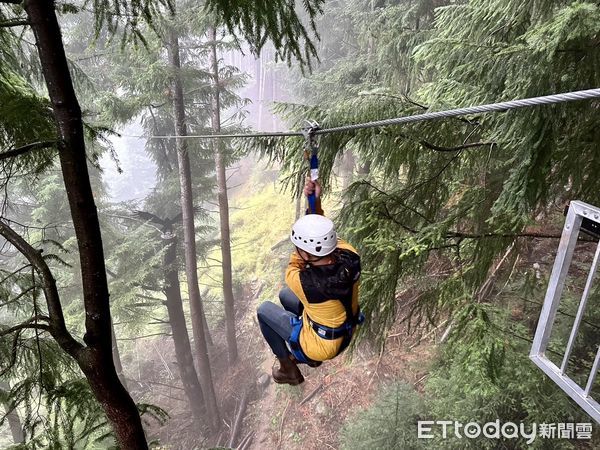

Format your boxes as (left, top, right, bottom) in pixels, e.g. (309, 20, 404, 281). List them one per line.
(303, 177, 321, 198)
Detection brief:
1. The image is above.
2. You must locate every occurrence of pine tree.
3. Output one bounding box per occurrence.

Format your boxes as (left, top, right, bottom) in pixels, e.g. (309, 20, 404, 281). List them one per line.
(208, 24, 239, 365)
(81, 5, 251, 428)
(166, 19, 221, 430)
(2, 0, 326, 445)
(250, 0, 600, 434)
(248, 0, 600, 342)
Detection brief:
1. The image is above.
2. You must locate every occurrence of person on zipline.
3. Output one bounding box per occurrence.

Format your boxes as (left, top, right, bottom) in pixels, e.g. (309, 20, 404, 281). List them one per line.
(257, 177, 363, 385)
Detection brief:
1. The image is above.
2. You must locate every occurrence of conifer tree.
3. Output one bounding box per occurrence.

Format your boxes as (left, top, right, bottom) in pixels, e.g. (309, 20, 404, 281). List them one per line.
(249, 0, 600, 342)
(208, 24, 238, 365)
(1, 0, 325, 445)
(166, 17, 221, 429)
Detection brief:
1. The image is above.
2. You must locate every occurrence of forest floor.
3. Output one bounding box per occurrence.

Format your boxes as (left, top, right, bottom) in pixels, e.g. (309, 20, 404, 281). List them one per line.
(139, 169, 440, 449)
(232, 288, 437, 450)
(141, 276, 437, 449)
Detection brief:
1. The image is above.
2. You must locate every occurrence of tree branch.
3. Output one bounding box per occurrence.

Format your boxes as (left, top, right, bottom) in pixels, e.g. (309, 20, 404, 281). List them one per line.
(116, 333, 172, 341)
(106, 267, 161, 293)
(518, 296, 600, 331)
(489, 324, 588, 372)
(135, 294, 165, 304)
(419, 140, 495, 152)
(0, 141, 58, 162)
(0, 19, 29, 28)
(400, 151, 464, 201)
(125, 378, 185, 391)
(1, 286, 35, 308)
(0, 264, 32, 285)
(0, 331, 21, 377)
(0, 220, 84, 357)
(0, 318, 50, 339)
(445, 231, 563, 240)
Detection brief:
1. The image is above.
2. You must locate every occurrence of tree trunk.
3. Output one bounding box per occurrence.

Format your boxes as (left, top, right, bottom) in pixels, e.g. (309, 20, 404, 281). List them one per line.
(0, 382, 24, 444)
(167, 26, 220, 432)
(208, 26, 238, 364)
(202, 301, 214, 347)
(111, 317, 127, 389)
(24, 2, 148, 448)
(163, 238, 205, 424)
(79, 350, 148, 448)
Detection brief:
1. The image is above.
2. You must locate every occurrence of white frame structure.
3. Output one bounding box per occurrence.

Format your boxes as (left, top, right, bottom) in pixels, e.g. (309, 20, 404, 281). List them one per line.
(530, 200, 600, 423)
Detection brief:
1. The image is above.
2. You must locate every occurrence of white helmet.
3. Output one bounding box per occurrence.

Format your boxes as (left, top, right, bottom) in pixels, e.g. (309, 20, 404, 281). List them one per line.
(290, 215, 337, 257)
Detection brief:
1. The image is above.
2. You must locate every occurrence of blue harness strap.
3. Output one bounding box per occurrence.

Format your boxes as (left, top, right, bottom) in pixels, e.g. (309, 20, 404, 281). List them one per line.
(288, 316, 311, 364)
(302, 121, 320, 214)
(307, 153, 319, 214)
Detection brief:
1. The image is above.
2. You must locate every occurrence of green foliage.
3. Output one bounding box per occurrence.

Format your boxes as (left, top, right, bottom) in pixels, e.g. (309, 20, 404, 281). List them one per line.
(205, 0, 324, 68)
(69, 0, 174, 47)
(72, 0, 324, 68)
(340, 382, 427, 450)
(3, 0, 600, 445)
(0, 155, 173, 446)
(339, 298, 600, 449)
(0, 68, 57, 176)
(0, 70, 55, 147)
(137, 403, 169, 427)
(256, 0, 600, 343)
(424, 317, 596, 449)
(255, 1, 600, 443)
(0, 334, 112, 449)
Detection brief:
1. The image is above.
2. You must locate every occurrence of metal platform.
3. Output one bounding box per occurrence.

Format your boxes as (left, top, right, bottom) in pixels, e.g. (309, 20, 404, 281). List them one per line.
(530, 200, 600, 424)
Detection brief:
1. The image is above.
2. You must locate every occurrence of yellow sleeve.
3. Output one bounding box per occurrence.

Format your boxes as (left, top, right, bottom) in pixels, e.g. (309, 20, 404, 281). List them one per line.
(285, 252, 308, 304)
(337, 238, 358, 255)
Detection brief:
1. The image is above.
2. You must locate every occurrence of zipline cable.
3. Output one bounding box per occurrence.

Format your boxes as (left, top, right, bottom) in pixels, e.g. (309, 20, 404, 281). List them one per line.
(315, 88, 600, 134)
(121, 88, 600, 140)
(122, 130, 303, 139)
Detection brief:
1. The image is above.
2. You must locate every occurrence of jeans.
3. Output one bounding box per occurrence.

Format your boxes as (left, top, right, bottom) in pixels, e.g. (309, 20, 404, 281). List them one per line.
(257, 287, 304, 358)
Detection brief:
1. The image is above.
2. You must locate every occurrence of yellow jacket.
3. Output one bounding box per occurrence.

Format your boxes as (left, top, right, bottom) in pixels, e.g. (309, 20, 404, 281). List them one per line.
(285, 240, 360, 361)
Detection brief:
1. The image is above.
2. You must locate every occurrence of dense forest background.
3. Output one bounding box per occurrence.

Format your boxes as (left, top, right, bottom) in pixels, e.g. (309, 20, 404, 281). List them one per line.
(1, 0, 599, 448)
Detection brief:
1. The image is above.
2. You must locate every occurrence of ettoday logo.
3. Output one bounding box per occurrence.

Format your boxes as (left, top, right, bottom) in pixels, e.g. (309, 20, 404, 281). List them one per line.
(417, 420, 593, 444)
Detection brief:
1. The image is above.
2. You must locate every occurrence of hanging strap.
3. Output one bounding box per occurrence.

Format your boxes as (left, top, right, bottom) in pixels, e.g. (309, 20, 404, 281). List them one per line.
(288, 316, 321, 365)
(302, 120, 321, 214)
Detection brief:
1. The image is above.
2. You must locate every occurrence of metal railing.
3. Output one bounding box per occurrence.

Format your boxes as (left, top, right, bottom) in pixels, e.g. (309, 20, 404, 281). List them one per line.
(530, 200, 600, 423)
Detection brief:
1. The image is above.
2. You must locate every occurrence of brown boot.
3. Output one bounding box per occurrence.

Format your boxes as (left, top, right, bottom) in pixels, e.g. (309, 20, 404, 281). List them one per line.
(272, 356, 304, 385)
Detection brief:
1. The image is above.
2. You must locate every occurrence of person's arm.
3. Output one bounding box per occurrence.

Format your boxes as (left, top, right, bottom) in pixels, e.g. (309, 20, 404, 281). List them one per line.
(304, 177, 324, 215)
(285, 251, 309, 304)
